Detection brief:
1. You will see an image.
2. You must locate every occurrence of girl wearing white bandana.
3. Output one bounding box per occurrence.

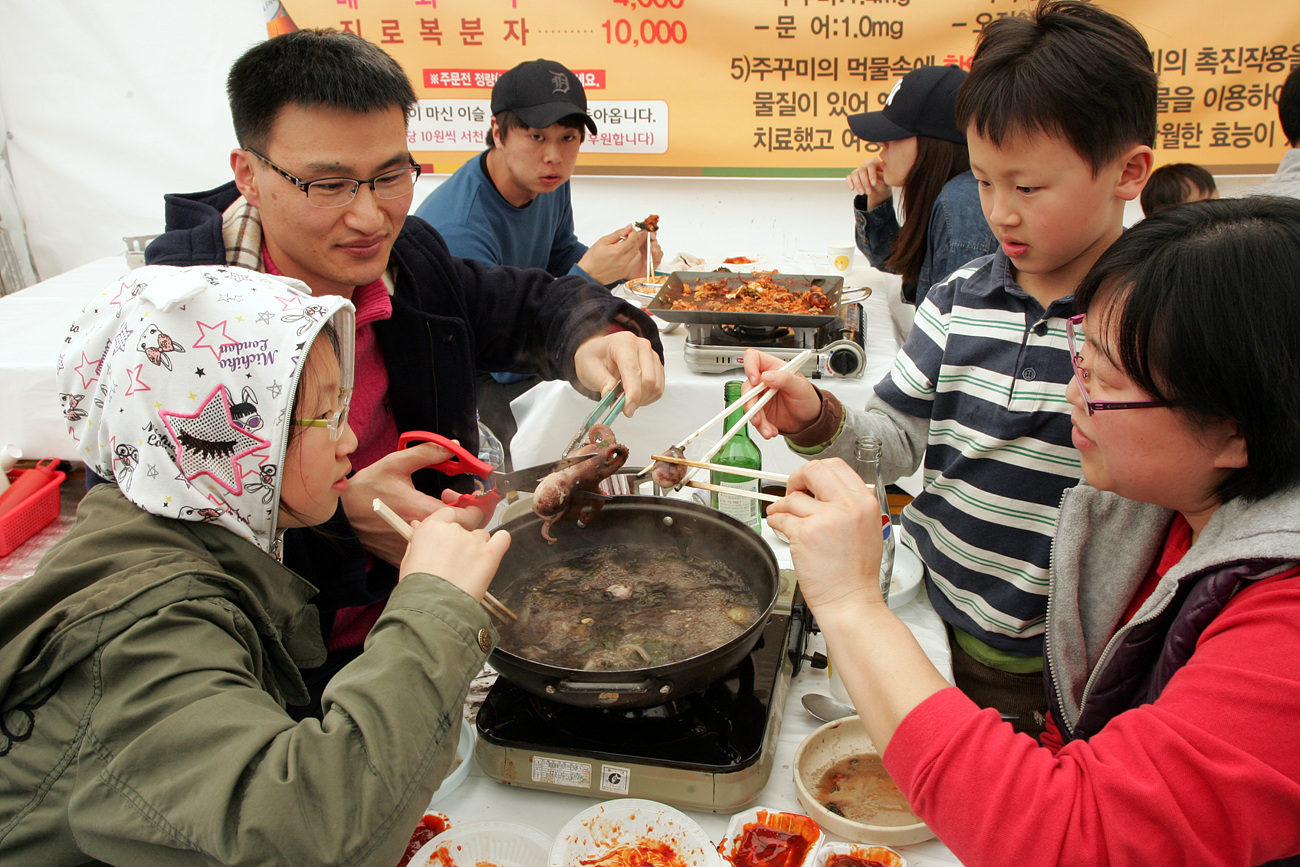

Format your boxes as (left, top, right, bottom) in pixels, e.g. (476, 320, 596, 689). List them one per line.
(0, 265, 509, 866)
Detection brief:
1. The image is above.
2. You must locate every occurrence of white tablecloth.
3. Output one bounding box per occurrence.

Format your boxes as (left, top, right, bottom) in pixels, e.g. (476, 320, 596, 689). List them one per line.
(0, 256, 130, 462)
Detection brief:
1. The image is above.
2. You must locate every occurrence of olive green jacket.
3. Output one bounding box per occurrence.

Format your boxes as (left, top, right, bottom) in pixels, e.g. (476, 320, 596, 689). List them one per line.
(0, 485, 495, 866)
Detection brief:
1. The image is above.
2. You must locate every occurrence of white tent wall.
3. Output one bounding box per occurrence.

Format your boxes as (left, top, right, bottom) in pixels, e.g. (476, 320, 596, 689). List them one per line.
(0, 1, 1269, 284)
(0, 2, 265, 281)
(0, 91, 39, 294)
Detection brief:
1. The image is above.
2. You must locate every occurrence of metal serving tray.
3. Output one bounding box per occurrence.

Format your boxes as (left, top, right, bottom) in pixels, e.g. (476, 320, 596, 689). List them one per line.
(646, 271, 844, 328)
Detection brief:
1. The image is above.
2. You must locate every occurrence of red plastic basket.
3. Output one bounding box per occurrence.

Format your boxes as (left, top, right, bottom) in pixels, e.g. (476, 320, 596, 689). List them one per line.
(0, 468, 67, 558)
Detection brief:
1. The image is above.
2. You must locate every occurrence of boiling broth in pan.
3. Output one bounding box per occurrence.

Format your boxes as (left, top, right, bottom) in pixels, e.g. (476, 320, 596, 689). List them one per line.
(497, 545, 763, 670)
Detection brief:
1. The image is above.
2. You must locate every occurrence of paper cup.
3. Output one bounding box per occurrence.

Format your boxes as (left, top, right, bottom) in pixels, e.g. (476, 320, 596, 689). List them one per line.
(827, 243, 855, 273)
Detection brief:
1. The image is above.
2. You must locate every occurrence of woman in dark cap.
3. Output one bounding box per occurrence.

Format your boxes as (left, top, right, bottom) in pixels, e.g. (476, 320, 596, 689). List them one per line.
(847, 65, 997, 307)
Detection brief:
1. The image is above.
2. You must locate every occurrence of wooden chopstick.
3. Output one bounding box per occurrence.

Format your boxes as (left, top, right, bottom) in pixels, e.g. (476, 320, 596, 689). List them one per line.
(636, 348, 814, 479)
(650, 453, 789, 485)
(681, 479, 781, 503)
(678, 348, 814, 487)
(371, 498, 518, 622)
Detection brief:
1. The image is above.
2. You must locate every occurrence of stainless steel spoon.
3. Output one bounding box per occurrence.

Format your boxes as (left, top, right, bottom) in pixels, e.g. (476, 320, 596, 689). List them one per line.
(802, 691, 1020, 723)
(802, 693, 855, 722)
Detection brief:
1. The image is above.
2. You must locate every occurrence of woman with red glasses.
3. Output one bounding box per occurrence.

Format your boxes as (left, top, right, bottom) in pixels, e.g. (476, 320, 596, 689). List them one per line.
(767, 195, 1300, 865)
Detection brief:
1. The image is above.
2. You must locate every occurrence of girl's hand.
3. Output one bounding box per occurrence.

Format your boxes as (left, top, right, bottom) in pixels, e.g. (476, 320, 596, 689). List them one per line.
(846, 157, 892, 211)
(740, 349, 823, 440)
(765, 458, 884, 611)
(343, 442, 474, 566)
(400, 508, 511, 601)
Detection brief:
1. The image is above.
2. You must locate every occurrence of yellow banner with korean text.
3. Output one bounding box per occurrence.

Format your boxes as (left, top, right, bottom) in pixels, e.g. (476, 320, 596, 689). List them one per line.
(268, 0, 1298, 177)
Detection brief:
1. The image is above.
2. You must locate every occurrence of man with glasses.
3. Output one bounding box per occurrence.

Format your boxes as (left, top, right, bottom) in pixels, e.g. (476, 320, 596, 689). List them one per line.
(144, 28, 665, 718)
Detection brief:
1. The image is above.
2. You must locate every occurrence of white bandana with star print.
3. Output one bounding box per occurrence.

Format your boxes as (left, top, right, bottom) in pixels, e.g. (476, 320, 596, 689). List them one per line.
(56, 264, 355, 555)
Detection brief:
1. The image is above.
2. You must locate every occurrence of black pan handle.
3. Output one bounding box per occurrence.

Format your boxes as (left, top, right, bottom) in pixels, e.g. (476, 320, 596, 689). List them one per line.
(554, 678, 656, 695)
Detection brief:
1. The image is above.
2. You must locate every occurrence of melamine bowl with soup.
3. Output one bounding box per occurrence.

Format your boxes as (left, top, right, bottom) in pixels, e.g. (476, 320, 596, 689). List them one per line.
(793, 715, 934, 846)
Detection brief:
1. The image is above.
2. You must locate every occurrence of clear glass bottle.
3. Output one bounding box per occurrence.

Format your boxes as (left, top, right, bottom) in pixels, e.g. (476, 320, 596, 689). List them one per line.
(853, 435, 894, 603)
(710, 380, 763, 533)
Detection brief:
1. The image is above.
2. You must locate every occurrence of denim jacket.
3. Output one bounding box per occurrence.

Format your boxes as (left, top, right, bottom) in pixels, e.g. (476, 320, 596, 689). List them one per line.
(854, 170, 997, 306)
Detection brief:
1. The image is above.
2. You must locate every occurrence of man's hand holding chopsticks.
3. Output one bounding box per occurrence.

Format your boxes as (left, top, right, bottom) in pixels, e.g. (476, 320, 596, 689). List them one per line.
(573, 329, 665, 416)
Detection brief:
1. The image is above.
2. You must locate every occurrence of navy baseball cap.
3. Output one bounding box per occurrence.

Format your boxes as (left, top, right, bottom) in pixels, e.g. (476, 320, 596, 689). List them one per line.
(491, 59, 597, 134)
(848, 65, 967, 144)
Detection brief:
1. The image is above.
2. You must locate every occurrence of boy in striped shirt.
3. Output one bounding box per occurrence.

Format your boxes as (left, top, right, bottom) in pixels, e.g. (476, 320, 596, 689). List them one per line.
(744, 1, 1157, 738)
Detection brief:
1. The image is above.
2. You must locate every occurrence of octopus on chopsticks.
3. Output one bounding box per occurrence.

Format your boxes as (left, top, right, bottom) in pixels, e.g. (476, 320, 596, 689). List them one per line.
(635, 214, 660, 233)
(650, 446, 688, 490)
(532, 423, 629, 543)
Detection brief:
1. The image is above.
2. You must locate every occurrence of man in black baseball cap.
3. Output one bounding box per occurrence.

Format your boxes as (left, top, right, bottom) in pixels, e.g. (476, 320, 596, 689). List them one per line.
(413, 57, 660, 461)
(490, 58, 599, 135)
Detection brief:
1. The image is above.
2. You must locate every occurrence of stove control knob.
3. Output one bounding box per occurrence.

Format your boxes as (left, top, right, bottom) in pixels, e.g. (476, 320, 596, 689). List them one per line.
(821, 341, 865, 377)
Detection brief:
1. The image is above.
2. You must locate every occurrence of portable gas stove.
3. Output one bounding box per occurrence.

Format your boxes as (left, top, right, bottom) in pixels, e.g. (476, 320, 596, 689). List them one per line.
(682, 301, 866, 378)
(475, 571, 812, 812)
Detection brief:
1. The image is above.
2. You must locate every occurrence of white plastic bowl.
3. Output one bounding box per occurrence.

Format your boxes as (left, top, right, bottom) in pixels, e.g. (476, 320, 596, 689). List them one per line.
(426, 719, 474, 808)
(793, 716, 933, 847)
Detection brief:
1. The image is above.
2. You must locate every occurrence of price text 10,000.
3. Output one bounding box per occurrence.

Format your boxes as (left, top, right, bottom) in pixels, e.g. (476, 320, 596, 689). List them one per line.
(602, 19, 688, 45)
(611, 0, 685, 8)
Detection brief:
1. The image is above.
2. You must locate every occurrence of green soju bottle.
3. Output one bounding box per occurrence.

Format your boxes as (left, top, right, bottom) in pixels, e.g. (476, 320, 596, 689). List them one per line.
(710, 380, 763, 533)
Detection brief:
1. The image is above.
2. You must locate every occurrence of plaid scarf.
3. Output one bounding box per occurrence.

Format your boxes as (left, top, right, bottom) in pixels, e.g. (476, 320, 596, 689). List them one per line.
(219, 197, 396, 296)
(221, 197, 264, 272)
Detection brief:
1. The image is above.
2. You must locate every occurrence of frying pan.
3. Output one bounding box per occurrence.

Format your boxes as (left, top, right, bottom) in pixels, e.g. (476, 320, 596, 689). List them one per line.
(646, 271, 844, 328)
(488, 495, 780, 709)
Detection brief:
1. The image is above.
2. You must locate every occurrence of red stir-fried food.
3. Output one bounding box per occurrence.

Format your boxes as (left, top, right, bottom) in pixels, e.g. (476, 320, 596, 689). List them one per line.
(826, 855, 894, 867)
(579, 840, 688, 867)
(719, 811, 821, 867)
(730, 826, 811, 867)
(666, 273, 832, 316)
(396, 813, 448, 867)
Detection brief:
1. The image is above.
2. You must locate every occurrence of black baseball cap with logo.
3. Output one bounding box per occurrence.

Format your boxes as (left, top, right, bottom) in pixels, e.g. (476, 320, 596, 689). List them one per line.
(847, 65, 968, 144)
(491, 59, 598, 134)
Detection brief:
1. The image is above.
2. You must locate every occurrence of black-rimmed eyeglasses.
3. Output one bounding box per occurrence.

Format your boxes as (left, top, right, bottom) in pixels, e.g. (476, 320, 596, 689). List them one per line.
(245, 148, 420, 209)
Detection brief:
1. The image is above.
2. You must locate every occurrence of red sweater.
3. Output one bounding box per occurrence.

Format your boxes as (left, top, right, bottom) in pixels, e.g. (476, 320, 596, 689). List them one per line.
(886, 569, 1300, 866)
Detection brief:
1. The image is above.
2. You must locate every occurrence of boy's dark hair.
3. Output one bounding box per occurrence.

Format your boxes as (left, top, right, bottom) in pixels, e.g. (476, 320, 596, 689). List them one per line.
(888, 136, 971, 288)
(1140, 163, 1217, 216)
(227, 29, 417, 151)
(955, 1, 1157, 175)
(1279, 65, 1300, 147)
(1074, 195, 1300, 503)
(485, 110, 588, 149)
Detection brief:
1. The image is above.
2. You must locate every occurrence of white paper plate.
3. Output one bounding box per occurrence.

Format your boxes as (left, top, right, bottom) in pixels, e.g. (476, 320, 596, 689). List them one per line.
(718, 805, 823, 867)
(412, 820, 551, 867)
(811, 841, 909, 867)
(426, 720, 475, 807)
(887, 540, 923, 610)
(550, 798, 720, 867)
